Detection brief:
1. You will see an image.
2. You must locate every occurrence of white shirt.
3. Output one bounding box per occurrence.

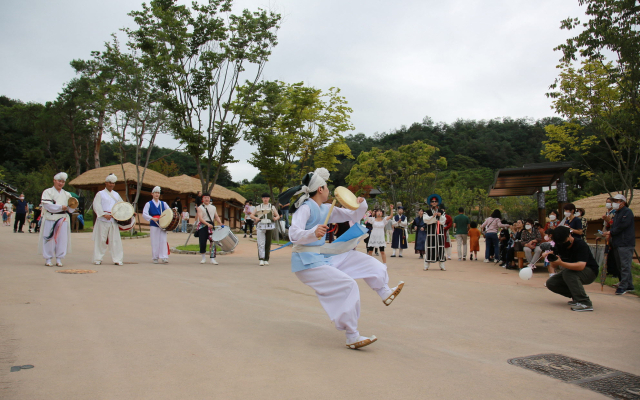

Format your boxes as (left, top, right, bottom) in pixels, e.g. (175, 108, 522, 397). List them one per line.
(93, 188, 123, 223)
(198, 204, 218, 223)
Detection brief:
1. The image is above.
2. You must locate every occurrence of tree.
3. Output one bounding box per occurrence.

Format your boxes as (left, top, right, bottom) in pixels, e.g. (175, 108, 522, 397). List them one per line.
(234, 81, 354, 198)
(545, 0, 640, 203)
(126, 0, 281, 194)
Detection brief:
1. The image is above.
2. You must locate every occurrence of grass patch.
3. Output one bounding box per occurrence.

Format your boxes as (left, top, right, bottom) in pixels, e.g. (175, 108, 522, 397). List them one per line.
(176, 245, 206, 252)
(597, 262, 640, 296)
(120, 231, 146, 237)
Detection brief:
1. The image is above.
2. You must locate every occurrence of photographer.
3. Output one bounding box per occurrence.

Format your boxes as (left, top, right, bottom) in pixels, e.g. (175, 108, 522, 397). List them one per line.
(544, 226, 599, 312)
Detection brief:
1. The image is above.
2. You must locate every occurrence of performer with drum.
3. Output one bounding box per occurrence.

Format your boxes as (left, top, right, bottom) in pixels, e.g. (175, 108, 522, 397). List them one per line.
(92, 174, 130, 265)
(250, 194, 280, 266)
(197, 193, 223, 264)
(279, 168, 404, 349)
(142, 186, 171, 264)
(38, 172, 77, 267)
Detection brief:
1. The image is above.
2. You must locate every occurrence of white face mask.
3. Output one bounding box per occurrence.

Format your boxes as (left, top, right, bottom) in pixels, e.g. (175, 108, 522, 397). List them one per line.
(564, 211, 572, 218)
(575, 212, 581, 217)
(612, 203, 620, 210)
(525, 224, 532, 230)
(19, 197, 24, 200)
(544, 235, 550, 241)
(549, 215, 556, 221)
(605, 203, 613, 209)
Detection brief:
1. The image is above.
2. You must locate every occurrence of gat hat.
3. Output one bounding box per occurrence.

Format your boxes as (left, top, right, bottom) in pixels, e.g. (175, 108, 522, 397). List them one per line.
(613, 194, 627, 202)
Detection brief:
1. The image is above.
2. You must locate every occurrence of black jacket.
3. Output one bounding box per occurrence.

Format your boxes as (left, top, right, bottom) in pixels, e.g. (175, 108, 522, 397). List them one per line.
(610, 206, 635, 248)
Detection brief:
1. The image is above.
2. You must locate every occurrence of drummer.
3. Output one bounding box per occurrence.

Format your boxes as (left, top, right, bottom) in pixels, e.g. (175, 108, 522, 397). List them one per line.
(197, 193, 223, 264)
(92, 173, 125, 265)
(38, 172, 77, 267)
(250, 193, 280, 266)
(142, 186, 170, 264)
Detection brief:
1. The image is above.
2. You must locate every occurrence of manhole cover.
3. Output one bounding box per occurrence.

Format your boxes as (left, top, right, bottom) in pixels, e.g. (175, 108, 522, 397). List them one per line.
(56, 269, 97, 274)
(509, 354, 640, 399)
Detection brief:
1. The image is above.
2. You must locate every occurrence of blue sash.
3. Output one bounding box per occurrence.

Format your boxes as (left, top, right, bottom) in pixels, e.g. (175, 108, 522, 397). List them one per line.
(149, 201, 165, 228)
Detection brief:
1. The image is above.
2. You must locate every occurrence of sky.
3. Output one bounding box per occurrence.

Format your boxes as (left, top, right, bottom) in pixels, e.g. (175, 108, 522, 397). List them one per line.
(0, 0, 587, 182)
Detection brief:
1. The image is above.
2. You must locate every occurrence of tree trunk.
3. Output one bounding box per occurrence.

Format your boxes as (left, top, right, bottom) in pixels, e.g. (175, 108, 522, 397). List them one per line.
(94, 112, 105, 168)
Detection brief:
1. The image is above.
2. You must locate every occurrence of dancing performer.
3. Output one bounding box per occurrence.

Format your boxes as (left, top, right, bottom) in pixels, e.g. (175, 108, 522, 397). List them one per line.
(390, 206, 408, 257)
(250, 194, 280, 266)
(92, 174, 125, 265)
(38, 172, 76, 267)
(197, 194, 223, 264)
(412, 208, 427, 259)
(142, 186, 170, 264)
(279, 168, 404, 349)
(365, 208, 393, 265)
(423, 194, 447, 271)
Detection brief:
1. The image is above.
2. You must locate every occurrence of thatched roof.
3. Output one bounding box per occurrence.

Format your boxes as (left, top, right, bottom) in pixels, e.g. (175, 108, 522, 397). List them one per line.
(69, 163, 181, 192)
(167, 175, 246, 204)
(572, 190, 640, 221)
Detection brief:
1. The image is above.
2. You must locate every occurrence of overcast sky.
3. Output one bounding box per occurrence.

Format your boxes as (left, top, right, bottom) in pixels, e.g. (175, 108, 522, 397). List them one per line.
(0, 0, 586, 182)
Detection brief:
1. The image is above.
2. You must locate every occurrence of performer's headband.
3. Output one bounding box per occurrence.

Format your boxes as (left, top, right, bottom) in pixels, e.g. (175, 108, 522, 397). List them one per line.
(278, 168, 330, 213)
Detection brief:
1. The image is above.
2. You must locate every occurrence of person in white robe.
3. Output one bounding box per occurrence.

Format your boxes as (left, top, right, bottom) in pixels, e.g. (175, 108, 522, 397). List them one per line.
(142, 186, 170, 263)
(38, 172, 76, 267)
(279, 168, 404, 350)
(92, 174, 125, 265)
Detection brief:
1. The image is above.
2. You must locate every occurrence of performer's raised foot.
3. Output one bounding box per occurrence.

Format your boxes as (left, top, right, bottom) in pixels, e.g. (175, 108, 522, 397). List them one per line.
(383, 281, 404, 306)
(439, 262, 446, 271)
(346, 335, 377, 349)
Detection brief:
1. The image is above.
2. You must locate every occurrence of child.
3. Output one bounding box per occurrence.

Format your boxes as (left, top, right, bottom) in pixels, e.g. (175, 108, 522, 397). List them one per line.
(181, 208, 190, 233)
(468, 221, 481, 261)
(543, 228, 556, 277)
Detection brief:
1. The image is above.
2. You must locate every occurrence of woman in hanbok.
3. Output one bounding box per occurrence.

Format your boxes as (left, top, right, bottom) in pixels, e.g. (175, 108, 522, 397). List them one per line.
(412, 209, 427, 259)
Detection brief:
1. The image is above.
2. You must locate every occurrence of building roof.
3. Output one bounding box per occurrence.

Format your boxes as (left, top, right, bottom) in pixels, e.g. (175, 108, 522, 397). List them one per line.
(488, 162, 573, 197)
(69, 163, 181, 192)
(167, 175, 245, 204)
(572, 190, 640, 221)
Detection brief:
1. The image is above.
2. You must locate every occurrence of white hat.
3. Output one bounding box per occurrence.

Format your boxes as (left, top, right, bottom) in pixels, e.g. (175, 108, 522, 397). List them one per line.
(105, 174, 117, 183)
(152, 186, 161, 193)
(613, 194, 627, 202)
(54, 172, 68, 181)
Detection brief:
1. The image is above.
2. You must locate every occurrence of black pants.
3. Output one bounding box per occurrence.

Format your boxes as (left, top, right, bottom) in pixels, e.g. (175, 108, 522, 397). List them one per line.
(198, 225, 216, 258)
(14, 213, 26, 232)
(546, 268, 596, 306)
(244, 219, 254, 235)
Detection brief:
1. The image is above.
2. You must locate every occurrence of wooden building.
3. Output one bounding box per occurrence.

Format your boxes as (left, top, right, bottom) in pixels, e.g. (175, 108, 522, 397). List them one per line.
(69, 163, 246, 229)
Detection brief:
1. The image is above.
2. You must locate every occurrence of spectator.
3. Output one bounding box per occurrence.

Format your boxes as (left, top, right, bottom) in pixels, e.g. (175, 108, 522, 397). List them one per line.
(545, 226, 598, 312)
(498, 220, 510, 265)
(603, 194, 636, 295)
(544, 210, 560, 231)
(576, 207, 588, 241)
(412, 208, 427, 259)
(468, 221, 481, 261)
(243, 200, 254, 238)
(30, 206, 42, 233)
(181, 208, 190, 233)
(561, 203, 583, 239)
(543, 228, 556, 277)
(601, 197, 620, 280)
(363, 210, 378, 256)
(522, 218, 543, 265)
(195, 191, 203, 207)
(3, 199, 13, 226)
(14, 193, 28, 233)
(366, 208, 393, 265)
(504, 220, 524, 269)
(0, 199, 6, 226)
(481, 209, 510, 263)
(453, 207, 470, 261)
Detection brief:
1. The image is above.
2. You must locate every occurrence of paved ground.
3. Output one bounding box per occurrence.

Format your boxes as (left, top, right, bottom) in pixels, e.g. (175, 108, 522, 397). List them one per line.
(1, 225, 639, 399)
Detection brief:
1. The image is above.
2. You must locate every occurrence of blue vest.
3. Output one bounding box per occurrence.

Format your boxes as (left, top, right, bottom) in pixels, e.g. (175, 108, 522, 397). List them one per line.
(148, 200, 165, 228)
(291, 200, 333, 273)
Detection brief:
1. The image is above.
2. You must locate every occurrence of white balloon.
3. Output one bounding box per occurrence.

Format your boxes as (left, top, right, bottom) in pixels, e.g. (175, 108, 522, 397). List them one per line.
(519, 267, 533, 280)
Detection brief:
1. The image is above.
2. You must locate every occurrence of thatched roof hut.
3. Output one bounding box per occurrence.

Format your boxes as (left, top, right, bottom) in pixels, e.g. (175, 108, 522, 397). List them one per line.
(573, 190, 640, 221)
(167, 175, 245, 204)
(69, 162, 181, 193)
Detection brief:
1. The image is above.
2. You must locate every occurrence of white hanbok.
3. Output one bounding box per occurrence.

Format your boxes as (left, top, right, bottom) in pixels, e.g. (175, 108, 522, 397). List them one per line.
(38, 187, 75, 261)
(92, 189, 124, 264)
(143, 200, 170, 261)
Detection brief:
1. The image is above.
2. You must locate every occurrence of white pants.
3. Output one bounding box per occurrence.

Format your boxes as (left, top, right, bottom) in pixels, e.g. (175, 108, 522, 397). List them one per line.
(150, 226, 168, 260)
(445, 247, 452, 257)
(295, 250, 391, 340)
(41, 219, 69, 260)
(93, 220, 123, 263)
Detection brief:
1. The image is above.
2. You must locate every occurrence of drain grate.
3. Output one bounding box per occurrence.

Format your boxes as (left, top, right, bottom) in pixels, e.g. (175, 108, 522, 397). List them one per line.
(509, 354, 640, 400)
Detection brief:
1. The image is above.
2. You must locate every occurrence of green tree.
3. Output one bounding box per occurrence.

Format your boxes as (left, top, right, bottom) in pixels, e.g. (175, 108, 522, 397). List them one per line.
(125, 0, 281, 195)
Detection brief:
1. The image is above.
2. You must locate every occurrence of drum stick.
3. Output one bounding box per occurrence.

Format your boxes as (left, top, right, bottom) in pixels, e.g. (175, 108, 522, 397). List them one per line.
(323, 199, 337, 225)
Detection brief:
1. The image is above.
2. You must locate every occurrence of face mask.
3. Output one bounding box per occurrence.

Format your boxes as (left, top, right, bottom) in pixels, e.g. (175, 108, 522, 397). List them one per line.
(549, 215, 556, 221)
(605, 203, 613, 209)
(19, 197, 24, 200)
(564, 212, 571, 218)
(612, 203, 620, 210)
(525, 224, 532, 230)
(575, 212, 581, 217)
(544, 235, 549, 241)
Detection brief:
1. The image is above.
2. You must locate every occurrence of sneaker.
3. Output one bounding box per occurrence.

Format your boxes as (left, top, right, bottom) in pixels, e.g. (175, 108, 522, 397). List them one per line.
(259, 260, 265, 266)
(615, 288, 631, 295)
(264, 261, 269, 265)
(483, 259, 489, 263)
(463, 257, 466, 261)
(494, 259, 499, 264)
(567, 300, 578, 306)
(419, 255, 423, 259)
(390, 254, 396, 258)
(398, 255, 403, 258)
(470, 255, 473, 261)
(447, 256, 451, 260)
(458, 258, 462, 261)
(243, 234, 247, 238)
(571, 303, 593, 312)
(200, 258, 206, 264)
(210, 258, 219, 265)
